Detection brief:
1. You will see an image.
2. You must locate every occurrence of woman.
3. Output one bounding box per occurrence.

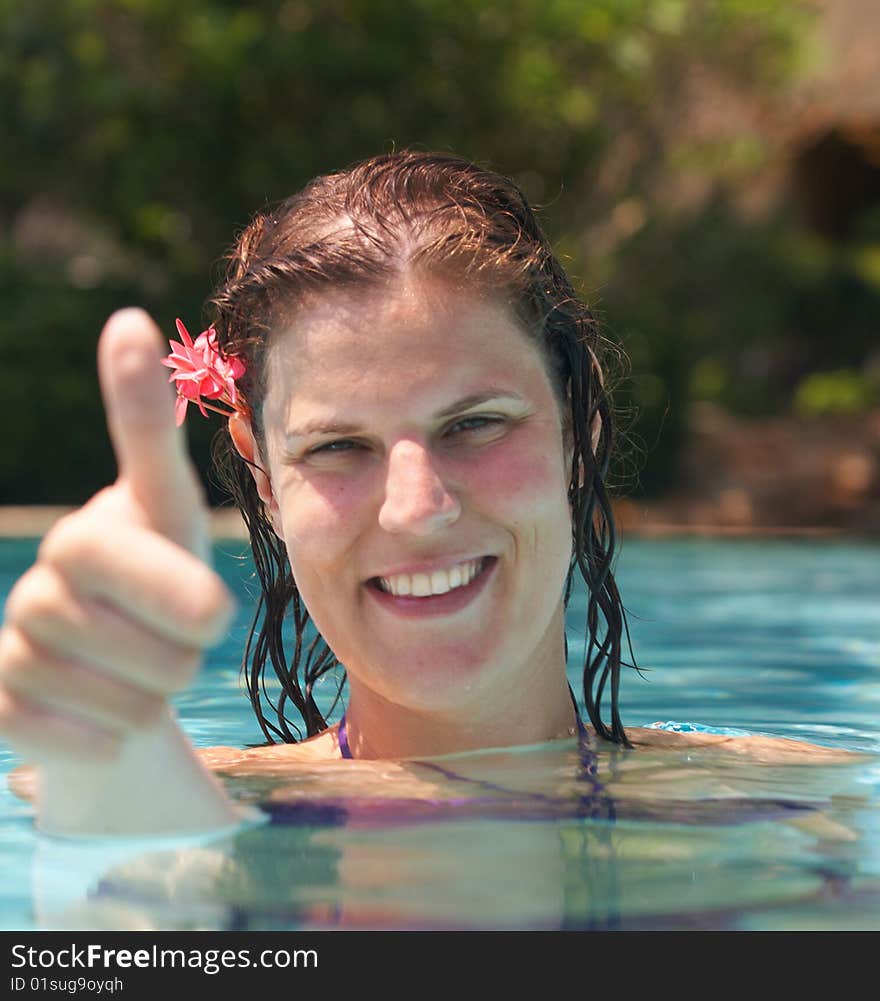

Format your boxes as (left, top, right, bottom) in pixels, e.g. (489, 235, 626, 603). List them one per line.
(0, 151, 851, 839)
(210, 149, 629, 757)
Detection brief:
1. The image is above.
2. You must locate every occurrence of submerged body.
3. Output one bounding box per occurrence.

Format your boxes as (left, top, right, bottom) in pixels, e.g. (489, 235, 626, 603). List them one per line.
(23, 726, 872, 930)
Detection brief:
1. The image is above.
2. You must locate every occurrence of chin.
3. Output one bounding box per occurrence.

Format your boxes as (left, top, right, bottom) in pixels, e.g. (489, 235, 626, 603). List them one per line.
(361, 643, 503, 712)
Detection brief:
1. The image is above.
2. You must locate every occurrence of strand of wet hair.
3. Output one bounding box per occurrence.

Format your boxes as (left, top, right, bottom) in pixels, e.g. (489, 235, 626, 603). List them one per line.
(564, 327, 635, 747)
(212, 432, 343, 744)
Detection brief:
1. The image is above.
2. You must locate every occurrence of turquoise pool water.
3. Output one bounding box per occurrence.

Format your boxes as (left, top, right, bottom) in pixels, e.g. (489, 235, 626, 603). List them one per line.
(1, 536, 879, 929)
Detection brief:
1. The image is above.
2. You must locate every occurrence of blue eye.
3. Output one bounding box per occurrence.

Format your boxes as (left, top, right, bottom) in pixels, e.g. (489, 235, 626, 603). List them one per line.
(310, 439, 361, 455)
(447, 415, 504, 435)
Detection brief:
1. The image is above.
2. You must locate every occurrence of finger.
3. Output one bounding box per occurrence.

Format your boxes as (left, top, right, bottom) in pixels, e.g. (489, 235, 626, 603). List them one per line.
(37, 515, 234, 648)
(97, 308, 207, 555)
(0, 687, 122, 766)
(7, 764, 36, 803)
(0, 626, 166, 733)
(4, 564, 204, 696)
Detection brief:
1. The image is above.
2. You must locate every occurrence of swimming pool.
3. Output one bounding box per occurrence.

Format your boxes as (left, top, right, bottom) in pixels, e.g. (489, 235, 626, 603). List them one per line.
(1, 536, 878, 929)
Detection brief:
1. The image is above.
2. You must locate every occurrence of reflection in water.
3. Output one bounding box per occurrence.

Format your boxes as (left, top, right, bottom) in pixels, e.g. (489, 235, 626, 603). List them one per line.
(31, 738, 880, 930)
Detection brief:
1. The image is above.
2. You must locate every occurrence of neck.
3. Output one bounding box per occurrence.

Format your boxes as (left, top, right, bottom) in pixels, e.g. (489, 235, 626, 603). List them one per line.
(341, 663, 578, 760)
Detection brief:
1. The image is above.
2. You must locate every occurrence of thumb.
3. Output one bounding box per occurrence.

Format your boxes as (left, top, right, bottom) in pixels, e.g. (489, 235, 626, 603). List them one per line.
(98, 308, 209, 557)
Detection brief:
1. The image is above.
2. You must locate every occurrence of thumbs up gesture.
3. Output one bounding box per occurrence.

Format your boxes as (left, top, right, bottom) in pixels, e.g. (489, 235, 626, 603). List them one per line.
(0, 309, 242, 835)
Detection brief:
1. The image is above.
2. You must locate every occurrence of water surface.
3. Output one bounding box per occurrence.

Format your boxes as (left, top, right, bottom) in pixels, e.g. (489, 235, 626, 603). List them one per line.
(1, 536, 878, 930)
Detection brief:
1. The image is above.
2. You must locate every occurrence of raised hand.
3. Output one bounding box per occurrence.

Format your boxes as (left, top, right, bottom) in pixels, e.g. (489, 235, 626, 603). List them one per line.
(0, 309, 242, 835)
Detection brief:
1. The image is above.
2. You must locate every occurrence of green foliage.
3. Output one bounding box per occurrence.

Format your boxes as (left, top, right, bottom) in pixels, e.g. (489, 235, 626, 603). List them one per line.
(1, 0, 876, 502)
(598, 199, 880, 491)
(794, 369, 880, 417)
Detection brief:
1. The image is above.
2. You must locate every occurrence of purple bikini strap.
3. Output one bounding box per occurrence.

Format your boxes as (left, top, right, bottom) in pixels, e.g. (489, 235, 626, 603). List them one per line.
(337, 712, 353, 759)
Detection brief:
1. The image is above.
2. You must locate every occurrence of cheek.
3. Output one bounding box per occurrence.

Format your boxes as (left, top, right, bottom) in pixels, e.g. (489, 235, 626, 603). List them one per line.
(275, 477, 367, 576)
(472, 437, 573, 595)
(470, 435, 570, 524)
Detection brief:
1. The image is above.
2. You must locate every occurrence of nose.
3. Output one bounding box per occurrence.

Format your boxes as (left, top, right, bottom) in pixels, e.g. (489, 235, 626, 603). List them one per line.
(378, 439, 461, 535)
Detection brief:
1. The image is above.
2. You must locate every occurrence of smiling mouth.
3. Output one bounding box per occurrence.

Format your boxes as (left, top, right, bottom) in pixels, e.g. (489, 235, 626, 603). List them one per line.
(369, 557, 493, 598)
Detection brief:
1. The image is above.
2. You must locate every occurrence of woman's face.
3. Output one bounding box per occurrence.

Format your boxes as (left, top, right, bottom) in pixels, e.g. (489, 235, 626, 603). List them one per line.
(240, 275, 573, 720)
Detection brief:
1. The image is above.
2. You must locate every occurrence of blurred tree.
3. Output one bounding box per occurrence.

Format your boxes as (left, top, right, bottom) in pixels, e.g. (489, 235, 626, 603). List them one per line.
(1, 0, 876, 503)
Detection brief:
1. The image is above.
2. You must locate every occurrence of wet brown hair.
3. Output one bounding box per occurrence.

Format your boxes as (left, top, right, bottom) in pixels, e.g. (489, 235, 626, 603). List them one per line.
(209, 149, 635, 747)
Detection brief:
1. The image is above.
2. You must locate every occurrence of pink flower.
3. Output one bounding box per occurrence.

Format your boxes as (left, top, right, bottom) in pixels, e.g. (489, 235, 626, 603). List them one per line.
(162, 318, 247, 426)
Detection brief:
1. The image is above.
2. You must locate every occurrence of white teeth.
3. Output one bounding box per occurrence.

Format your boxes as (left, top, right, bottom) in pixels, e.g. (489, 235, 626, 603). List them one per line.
(378, 558, 485, 598)
(411, 573, 431, 597)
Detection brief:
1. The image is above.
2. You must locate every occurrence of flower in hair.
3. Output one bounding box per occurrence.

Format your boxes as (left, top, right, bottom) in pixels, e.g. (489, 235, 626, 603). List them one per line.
(162, 318, 247, 426)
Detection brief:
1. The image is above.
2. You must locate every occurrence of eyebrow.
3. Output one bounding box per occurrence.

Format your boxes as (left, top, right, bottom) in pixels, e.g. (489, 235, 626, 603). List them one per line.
(285, 391, 527, 440)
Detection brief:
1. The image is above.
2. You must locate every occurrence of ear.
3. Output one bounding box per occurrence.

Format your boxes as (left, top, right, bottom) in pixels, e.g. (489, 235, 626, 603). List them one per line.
(228, 412, 285, 540)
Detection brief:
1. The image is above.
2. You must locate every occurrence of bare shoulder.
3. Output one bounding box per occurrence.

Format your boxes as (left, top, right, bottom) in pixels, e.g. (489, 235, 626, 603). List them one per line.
(624, 726, 863, 763)
(196, 727, 342, 774)
(7, 730, 343, 802)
